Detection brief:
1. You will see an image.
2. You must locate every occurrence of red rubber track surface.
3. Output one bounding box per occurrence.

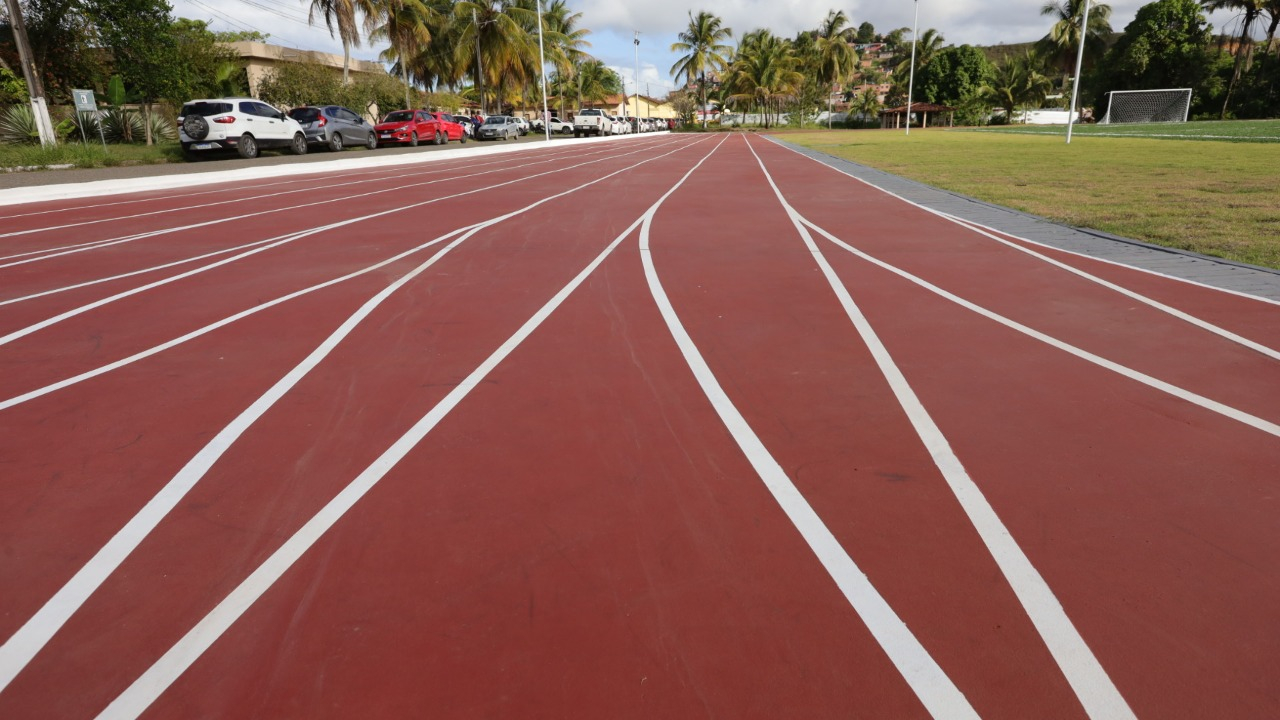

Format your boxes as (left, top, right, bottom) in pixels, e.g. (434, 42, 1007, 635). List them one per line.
(1, 134, 1276, 719)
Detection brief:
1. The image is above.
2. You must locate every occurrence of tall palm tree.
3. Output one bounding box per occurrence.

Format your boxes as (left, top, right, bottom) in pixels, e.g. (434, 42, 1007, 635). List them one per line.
(670, 11, 733, 127)
(371, 0, 434, 108)
(307, 0, 379, 83)
(726, 31, 802, 128)
(983, 50, 1053, 121)
(1039, 0, 1113, 76)
(894, 27, 944, 78)
(455, 0, 538, 113)
(540, 0, 591, 115)
(815, 10, 858, 128)
(575, 58, 621, 106)
(1203, 0, 1267, 116)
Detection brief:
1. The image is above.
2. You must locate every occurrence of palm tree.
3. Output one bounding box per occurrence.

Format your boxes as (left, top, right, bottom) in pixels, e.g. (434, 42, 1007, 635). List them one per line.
(850, 87, 881, 124)
(539, 0, 591, 115)
(371, 0, 434, 108)
(670, 11, 733, 127)
(815, 10, 858, 128)
(725, 31, 803, 128)
(1039, 0, 1113, 77)
(894, 27, 944, 78)
(307, 0, 379, 83)
(983, 51, 1053, 121)
(575, 58, 621, 106)
(455, 0, 538, 113)
(1203, 0, 1267, 116)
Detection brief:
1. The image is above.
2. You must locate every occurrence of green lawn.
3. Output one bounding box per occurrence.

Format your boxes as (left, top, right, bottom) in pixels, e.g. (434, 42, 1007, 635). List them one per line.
(967, 118, 1280, 143)
(774, 126, 1280, 270)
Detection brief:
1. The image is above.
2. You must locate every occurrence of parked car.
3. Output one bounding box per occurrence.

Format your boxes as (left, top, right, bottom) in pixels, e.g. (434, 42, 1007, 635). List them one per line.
(573, 108, 610, 137)
(476, 115, 519, 141)
(428, 111, 468, 143)
(179, 98, 307, 159)
(287, 105, 377, 152)
(512, 116, 530, 135)
(546, 116, 573, 134)
(375, 109, 442, 146)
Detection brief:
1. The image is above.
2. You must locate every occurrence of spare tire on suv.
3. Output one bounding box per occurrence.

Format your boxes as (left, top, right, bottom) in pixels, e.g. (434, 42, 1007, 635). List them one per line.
(183, 114, 210, 140)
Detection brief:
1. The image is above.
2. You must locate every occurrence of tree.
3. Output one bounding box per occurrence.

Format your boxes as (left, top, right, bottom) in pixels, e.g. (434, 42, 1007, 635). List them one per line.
(1202, 0, 1267, 116)
(1039, 0, 1113, 88)
(670, 10, 733, 127)
(916, 44, 994, 106)
(1094, 0, 1214, 112)
(371, 0, 434, 109)
(307, 0, 377, 84)
(169, 18, 242, 100)
(855, 21, 876, 44)
(84, 0, 184, 144)
(725, 30, 802, 128)
(984, 50, 1053, 119)
(814, 10, 858, 127)
(1, 0, 106, 101)
(455, 0, 538, 114)
(574, 57, 619, 106)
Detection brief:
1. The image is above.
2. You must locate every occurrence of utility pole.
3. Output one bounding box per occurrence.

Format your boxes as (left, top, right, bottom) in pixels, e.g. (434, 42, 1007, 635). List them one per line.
(3, 0, 57, 146)
(905, 0, 920, 136)
(473, 8, 485, 115)
(633, 32, 641, 124)
(536, 0, 550, 141)
(1066, 0, 1094, 144)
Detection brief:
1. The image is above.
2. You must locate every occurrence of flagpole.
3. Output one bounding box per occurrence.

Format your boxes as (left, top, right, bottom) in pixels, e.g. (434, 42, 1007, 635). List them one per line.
(1066, 0, 1093, 144)
(905, 0, 920, 136)
(536, 0, 551, 141)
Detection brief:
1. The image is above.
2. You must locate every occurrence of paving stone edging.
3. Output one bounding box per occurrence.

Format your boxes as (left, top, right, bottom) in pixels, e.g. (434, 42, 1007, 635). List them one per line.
(769, 137, 1280, 303)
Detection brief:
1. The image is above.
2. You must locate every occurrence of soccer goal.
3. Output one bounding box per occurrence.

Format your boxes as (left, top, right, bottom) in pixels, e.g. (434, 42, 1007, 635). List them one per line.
(1099, 89, 1192, 124)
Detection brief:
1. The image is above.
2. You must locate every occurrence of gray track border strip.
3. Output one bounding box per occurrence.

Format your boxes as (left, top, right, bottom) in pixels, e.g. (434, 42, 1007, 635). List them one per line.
(772, 138, 1280, 303)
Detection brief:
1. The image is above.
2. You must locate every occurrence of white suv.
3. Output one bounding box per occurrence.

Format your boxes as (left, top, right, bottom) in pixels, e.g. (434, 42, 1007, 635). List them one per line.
(179, 98, 308, 159)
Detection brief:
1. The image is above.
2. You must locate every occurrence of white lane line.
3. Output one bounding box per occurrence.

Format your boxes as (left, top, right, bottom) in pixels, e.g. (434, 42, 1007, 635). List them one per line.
(0, 141, 631, 266)
(802, 215, 1280, 439)
(0, 135, 710, 697)
(640, 139, 978, 718)
(90, 136, 723, 720)
(762, 134, 1280, 351)
(941, 213, 1280, 309)
(745, 136, 1138, 719)
(0, 140, 670, 305)
(0, 138, 683, 345)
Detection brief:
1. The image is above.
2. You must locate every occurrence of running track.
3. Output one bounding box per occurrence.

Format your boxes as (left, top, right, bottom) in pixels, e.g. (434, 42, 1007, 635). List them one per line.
(1, 133, 1277, 719)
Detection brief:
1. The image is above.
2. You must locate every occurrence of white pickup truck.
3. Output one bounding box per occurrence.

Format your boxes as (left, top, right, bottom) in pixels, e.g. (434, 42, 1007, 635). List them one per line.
(573, 109, 611, 138)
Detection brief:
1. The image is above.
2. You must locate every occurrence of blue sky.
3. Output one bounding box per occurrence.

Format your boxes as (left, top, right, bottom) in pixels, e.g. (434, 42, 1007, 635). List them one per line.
(172, 0, 1245, 97)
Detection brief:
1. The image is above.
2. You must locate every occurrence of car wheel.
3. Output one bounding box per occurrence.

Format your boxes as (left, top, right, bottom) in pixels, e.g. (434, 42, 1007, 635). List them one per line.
(183, 115, 209, 141)
(237, 134, 259, 159)
(562, 127, 572, 135)
(290, 132, 307, 155)
(366, 132, 377, 150)
(329, 132, 344, 152)
(433, 130, 443, 145)
(460, 132, 467, 144)
(409, 131, 418, 147)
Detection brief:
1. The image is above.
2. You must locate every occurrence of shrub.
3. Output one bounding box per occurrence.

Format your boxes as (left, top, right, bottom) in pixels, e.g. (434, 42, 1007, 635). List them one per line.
(0, 104, 39, 144)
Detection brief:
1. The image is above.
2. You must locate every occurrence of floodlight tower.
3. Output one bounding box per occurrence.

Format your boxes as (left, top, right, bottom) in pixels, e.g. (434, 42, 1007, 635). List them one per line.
(634, 32, 642, 123)
(1066, 0, 1094, 145)
(905, 0, 920, 136)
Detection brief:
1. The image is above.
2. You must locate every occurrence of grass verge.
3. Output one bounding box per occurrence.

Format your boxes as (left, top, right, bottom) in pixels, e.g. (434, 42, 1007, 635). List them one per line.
(774, 128, 1280, 270)
(0, 142, 183, 171)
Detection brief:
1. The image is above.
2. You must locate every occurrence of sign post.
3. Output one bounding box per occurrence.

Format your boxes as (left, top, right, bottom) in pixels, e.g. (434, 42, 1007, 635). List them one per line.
(72, 89, 107, 149)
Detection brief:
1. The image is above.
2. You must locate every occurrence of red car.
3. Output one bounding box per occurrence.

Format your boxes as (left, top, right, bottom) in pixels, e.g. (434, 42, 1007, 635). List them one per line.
(428, 112, 468, 143)
(374, 109, 442, 146)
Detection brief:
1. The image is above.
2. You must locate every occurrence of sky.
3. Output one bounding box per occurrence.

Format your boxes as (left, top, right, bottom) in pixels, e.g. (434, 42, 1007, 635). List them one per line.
(171, 0, 1245, 97)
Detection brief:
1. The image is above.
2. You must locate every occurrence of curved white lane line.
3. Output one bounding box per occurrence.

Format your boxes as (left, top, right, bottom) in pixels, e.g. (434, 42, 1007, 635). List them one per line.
(641, 140, 978, 719)
(89, 136, 724, 720)
(0, 138, 683, 345)
(761, 134, 1280, 353)
(0, 135, 710, 698)
(0, 140, 634, 266)
(746, 136, 1137, 720)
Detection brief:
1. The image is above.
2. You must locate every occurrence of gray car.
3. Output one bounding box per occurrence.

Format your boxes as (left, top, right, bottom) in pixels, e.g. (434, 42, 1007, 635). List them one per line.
(476, 115, 519, 141)
(287, 105, 378, 152)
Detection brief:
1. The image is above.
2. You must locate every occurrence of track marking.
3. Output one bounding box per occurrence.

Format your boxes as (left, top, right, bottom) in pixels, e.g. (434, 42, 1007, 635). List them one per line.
(640, 141, 978, 719)
(0, 140, 635, 266)
(88, 136, 724, 720)
(763, 135, 1280, 349)
(0, 138, 685, 345)
(746, 135, 1138, 719)
(0, 135, 710, 697)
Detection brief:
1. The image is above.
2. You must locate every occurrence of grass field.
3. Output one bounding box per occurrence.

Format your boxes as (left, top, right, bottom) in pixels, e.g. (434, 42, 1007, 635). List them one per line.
(0, 142, 182, 171)
(775, 126, 1280, 270)
(969, 118, 1280, 143)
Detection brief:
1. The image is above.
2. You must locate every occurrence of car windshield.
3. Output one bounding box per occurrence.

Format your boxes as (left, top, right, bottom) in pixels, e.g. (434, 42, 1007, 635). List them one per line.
(181, 102, 232, 117)
(383, 111, 414, 123)
(482, 116, 506, 125)
(287, 108, 320, 123)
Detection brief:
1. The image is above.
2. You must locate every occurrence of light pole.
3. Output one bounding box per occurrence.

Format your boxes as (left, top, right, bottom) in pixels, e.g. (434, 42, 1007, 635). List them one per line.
(633, 32, 641, 125)
(905, 0, 920, 136)
(536, 0, 551, 141)
(1066, 0, 1093, 145)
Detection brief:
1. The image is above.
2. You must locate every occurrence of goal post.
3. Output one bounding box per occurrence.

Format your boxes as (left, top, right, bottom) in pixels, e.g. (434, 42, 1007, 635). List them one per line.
(1099, 89, 1192, 124)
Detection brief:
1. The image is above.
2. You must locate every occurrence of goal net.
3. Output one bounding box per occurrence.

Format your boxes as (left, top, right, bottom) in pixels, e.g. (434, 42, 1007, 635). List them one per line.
(1099, 89, 1192, 124)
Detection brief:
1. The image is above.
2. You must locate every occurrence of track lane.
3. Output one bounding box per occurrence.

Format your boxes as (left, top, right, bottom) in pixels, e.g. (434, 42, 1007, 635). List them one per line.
(0, 137, 713, 715)
(747, 137, 1279, 717)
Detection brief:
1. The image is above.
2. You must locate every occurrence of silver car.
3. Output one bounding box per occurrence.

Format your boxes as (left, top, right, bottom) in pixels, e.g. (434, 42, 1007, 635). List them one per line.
(477, 115, 519, 141)
(287, 105, 378, 152)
